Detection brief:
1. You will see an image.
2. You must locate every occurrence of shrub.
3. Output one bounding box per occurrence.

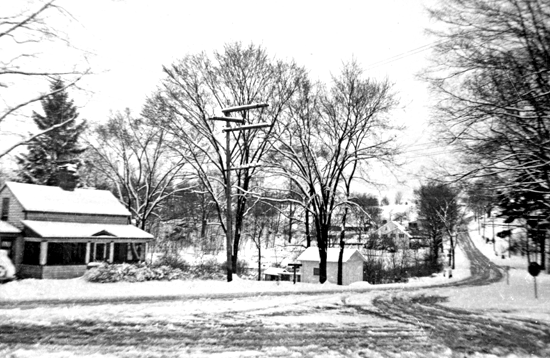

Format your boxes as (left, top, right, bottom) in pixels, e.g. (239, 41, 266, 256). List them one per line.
(84, 262, 188, 283)
(153, 253, 189, 271)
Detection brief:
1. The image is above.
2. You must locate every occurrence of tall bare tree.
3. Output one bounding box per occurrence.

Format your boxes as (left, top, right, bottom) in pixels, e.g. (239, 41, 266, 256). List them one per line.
(143, 43, 305, 279)
(266, 61, 398, 283)
(0, 0, 89, 158)
(85, 109, 191, 230)
(425, 0, 550, 221)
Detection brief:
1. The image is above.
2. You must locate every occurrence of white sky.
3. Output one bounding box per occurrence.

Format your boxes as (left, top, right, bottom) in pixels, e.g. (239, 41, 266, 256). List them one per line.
(63, 0, 437, 129)
(2, 0, 445, 197)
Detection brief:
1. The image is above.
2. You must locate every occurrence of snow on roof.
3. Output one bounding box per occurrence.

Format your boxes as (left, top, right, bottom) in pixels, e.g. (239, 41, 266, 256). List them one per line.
(4, 182, 130, 216)
(263, 267, 289, 276)
(0, 221, 21, 234)
(296, 247, 366, 263)
(22, 220, 153, 239)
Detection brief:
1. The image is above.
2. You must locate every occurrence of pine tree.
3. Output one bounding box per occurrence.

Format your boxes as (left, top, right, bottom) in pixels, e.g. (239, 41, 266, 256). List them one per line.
(17, 79, 86, 185)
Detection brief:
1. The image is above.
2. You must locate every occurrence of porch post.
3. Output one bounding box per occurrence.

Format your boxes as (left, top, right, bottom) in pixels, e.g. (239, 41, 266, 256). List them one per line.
(109, 242, 114, 263)
(85, 242, 91, 264)
(143, 242, 148, 262)
(39, 241, 48, 266)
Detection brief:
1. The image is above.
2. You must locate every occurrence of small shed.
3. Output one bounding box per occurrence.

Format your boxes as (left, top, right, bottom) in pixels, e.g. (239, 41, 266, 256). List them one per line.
(297, 247, 366, 285)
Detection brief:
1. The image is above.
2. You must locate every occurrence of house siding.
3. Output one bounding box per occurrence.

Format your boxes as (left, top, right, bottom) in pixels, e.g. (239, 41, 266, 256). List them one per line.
(18, 264, 87, 279)
(26, 212, 129, 225)
(0, 187, 25, 229)
(301, 261, 318, 284)
(300, 256, 364, 285)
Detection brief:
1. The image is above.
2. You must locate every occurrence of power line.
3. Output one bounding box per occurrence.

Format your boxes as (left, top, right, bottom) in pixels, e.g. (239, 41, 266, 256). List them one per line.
(364, 39, 449, 71)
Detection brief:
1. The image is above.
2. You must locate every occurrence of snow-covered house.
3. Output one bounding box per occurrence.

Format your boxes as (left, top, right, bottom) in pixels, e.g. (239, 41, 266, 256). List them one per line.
(0, 181, 154, 279)
(297, 247, 366, 285)
(376, 220, 412, 249)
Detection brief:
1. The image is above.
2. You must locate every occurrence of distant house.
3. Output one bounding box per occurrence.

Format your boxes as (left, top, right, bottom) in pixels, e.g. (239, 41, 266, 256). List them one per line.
(376, 220, 412, 249)
(0, 179, 154, 279)
(297, 247, 366, 285)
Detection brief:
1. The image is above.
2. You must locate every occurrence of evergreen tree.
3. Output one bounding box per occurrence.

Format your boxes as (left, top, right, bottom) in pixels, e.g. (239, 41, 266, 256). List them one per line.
(17, 79, 86, 185)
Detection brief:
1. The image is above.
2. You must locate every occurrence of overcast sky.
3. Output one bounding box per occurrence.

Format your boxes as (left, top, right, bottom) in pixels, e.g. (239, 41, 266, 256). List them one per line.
(62, 1, 436, 125)
(3, 0, 445, 198)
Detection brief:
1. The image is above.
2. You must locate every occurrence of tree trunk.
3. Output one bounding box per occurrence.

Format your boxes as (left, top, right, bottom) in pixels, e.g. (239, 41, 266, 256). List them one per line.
(337, 206, 349, 286)
(318, 225, 329, 283)
(540, 231, 546, 270)
(305, 208, 311, 247)
(257, 244, 262, 281)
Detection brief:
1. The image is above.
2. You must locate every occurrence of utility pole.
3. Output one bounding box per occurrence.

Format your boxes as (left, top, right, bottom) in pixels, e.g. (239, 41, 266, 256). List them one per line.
(210, 103, 269, 282)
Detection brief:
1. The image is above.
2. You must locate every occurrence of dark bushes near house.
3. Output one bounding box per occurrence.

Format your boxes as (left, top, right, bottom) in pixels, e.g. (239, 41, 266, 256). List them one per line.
(83, 256, 250, 283)
(84, 262, 189, 283)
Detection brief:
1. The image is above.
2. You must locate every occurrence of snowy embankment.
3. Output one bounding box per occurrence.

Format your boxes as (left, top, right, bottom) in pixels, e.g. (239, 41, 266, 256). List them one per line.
(1, 259, 470, 304)
(435, 221, 550, 323)
(0, 268, 467, 304)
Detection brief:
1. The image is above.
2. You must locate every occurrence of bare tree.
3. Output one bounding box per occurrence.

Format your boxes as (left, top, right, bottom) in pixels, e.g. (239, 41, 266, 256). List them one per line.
(425, 0, 550, 221)
(414, 182, 459, 269)
(0, 0, 89, 158)
(143, 43, 305, 279)
(85, 109, 191, 230)
(266, 61, 398, 283)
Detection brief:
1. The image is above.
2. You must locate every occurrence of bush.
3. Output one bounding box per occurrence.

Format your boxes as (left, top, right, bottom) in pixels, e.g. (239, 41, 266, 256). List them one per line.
(153, 253, 189, 271)
(84, 256, 253, 283)
(84, 262, 188, 283)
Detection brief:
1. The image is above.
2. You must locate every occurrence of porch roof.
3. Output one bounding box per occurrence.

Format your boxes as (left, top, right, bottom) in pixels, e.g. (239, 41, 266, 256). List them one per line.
(21, 220, 153, 240)
(0, 221, 21, 235)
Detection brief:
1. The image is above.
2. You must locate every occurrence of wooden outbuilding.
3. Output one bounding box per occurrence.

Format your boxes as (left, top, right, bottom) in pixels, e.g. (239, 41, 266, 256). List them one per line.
(0, 181, 154, 279)
(297, 247, 367, 285)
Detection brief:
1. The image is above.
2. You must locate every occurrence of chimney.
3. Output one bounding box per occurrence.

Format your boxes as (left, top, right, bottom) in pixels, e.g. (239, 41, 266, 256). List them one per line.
(57, 163, 79, 191)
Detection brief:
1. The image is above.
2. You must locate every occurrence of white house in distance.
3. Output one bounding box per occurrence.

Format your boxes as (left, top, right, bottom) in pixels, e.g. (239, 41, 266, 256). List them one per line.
(376, 220, 412, 249)
(297, 247, 366, 285)
(0, 178, 154, 279)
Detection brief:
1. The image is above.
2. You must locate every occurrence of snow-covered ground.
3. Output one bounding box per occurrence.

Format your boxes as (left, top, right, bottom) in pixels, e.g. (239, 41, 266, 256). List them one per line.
(0, 220, 547, 312)
(439, 222, 550, 323)
(1, 222, 549, 358)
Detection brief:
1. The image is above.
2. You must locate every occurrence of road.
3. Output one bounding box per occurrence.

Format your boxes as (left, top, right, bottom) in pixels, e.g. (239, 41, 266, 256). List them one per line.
(0, 232, 549, 358)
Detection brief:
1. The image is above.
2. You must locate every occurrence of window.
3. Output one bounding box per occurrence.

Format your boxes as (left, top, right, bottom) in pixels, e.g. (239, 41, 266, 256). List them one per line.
(23, 241, 41, 265)
(47, 243, 87, 265)
(399, 233, 405, 238)
(1, 198, 9, 221)
(313, 267, 319, 276)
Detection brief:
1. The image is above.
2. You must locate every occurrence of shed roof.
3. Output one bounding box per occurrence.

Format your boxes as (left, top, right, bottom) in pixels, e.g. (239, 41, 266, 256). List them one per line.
(296, 247, 366, 263)
(22, 220, 153, 239)
(3, 182, 130, 216)
(0, 221, 21, 234)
